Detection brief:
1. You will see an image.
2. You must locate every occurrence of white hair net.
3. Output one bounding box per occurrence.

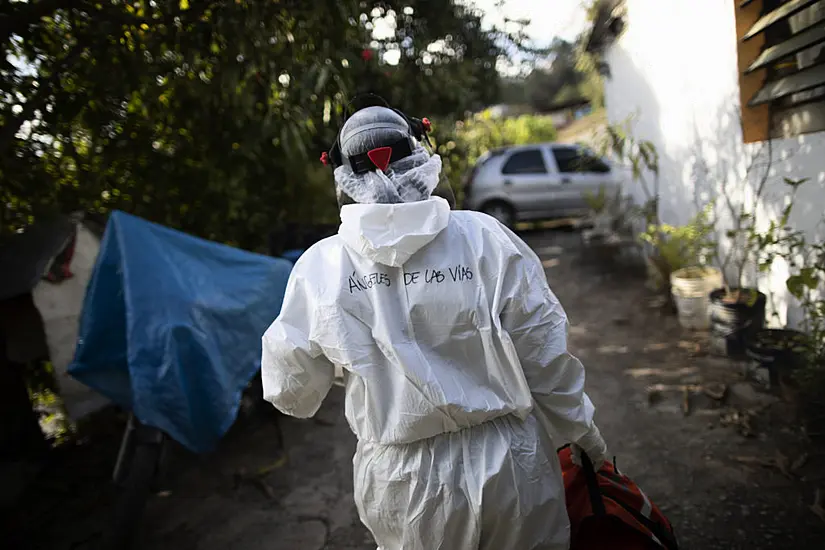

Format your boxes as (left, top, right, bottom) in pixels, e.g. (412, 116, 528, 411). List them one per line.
(334, 145, 443, 204)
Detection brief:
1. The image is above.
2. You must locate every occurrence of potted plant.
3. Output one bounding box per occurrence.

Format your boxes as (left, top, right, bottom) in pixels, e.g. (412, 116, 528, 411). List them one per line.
(773, 224, 825, 406)
(639, 205, 719, 322)
(664, 206, 721, 330)
(707, 178, 807, 358)
(743, 181, 810, 386)
(708, 215, 767, 357)
(745, 328, 810, 390)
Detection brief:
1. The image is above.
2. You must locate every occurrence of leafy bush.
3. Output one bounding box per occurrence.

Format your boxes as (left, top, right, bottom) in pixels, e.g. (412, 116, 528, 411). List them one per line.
(778, 234, 825, 432)
(431, 110, 558, 206)
(773, 219, 825, 372)
(584, 186, 609, 213)
(1, 1, 521, 251)
(640, 205, 717, 291)
(585, 186, 639, 234)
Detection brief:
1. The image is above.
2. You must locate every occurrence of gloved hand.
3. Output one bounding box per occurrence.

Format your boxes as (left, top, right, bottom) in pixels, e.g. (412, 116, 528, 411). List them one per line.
(571, 425, 608, 468)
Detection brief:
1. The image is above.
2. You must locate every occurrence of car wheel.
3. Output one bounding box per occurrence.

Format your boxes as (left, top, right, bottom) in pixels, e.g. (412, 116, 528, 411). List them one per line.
(481, 202, 515, 227)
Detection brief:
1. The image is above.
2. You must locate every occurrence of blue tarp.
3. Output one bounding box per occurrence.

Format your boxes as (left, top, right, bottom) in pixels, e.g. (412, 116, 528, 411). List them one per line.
(281, 248, 306, 264)
(69, 211, 294, 454)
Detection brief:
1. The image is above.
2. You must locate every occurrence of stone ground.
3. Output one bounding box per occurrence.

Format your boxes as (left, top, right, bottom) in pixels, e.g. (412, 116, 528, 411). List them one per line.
(6, 228, 825, 549)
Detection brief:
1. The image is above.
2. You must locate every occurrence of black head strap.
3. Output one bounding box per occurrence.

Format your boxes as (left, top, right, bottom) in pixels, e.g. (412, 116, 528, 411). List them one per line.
(347, 137, 413, 175)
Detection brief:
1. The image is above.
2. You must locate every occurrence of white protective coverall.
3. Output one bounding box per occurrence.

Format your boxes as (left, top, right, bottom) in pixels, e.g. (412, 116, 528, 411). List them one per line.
(262, 153, 606, 550)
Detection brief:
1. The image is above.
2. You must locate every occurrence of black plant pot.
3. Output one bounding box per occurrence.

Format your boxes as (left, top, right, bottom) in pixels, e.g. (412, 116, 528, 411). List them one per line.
(708, 288, 767, 359)
(745, 328, 808, 390)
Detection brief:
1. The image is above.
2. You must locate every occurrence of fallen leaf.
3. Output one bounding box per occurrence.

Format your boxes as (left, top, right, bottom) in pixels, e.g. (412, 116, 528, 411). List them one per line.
(791, 453, 809, 473)
(253, 478, 275, 499)
(256, 454, 288, 476)
(775, 451, 792, 478)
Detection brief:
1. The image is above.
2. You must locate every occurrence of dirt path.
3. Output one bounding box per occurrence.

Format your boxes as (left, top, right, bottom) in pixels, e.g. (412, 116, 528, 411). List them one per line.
(533, 230, 824, 550)
(11, 229, 825, 550)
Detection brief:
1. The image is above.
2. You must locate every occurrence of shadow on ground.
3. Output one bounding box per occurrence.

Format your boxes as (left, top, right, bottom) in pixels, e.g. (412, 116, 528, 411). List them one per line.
(531, 229, 825, 550)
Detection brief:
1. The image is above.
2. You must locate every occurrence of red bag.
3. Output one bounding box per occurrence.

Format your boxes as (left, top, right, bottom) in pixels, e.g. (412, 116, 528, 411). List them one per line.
(559, 446, 679, 550)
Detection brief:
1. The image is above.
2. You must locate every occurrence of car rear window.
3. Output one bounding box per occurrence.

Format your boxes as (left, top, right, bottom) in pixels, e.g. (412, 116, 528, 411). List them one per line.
(502, 149, 547, 175)
(552, 146, 611, 174)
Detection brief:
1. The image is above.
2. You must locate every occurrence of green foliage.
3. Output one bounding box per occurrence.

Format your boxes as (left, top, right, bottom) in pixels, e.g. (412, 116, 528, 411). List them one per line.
(640, 205, 717, 290)
(784, 236, 825, 400)
(584, 186, 609, 213)
(504, 36, 604, 112)
(572, 0, 622, 108)
(602, 122, 659, 184)
(766, 201, 825, 369)
(592, 119, 660, 227)
(573, 35, 605, 109)
(347, 2, 513, 119)
(1, 0, 524, 250)
(786, 267, 820, 302)
(751, 178, 809, 271)
(588, 185, 641, 239)
(431, 110, 557, 206)
(588, 120, 668, 286)
(732, 176, 825, 381)
(716, 177, 808, 296)
(524, 39, 584, 111)
(24, 360, 75, 446)
(2, 0, 363, 248)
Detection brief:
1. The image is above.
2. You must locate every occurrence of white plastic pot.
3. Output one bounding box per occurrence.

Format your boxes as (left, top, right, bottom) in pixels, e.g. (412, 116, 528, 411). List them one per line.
(670, 267, 723, 330)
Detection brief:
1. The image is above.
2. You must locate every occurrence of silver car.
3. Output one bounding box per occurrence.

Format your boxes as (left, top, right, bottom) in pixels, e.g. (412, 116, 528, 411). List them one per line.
(462, 142, 620, 226)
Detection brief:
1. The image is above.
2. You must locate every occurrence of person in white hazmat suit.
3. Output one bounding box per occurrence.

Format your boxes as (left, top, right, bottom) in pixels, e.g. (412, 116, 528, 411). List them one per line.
(261, 102, 608, 550)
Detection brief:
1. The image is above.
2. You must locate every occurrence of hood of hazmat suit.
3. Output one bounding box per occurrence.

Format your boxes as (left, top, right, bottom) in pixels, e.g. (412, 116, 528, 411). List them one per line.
(261, 108, 605, 550)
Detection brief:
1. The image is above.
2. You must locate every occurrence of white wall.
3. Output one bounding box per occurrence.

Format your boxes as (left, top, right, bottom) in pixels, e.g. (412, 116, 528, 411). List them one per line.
(603, 0, 825, 327)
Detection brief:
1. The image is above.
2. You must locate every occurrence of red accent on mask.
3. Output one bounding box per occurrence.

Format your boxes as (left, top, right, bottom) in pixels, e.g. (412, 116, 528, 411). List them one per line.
(367, 147, 393, 171)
